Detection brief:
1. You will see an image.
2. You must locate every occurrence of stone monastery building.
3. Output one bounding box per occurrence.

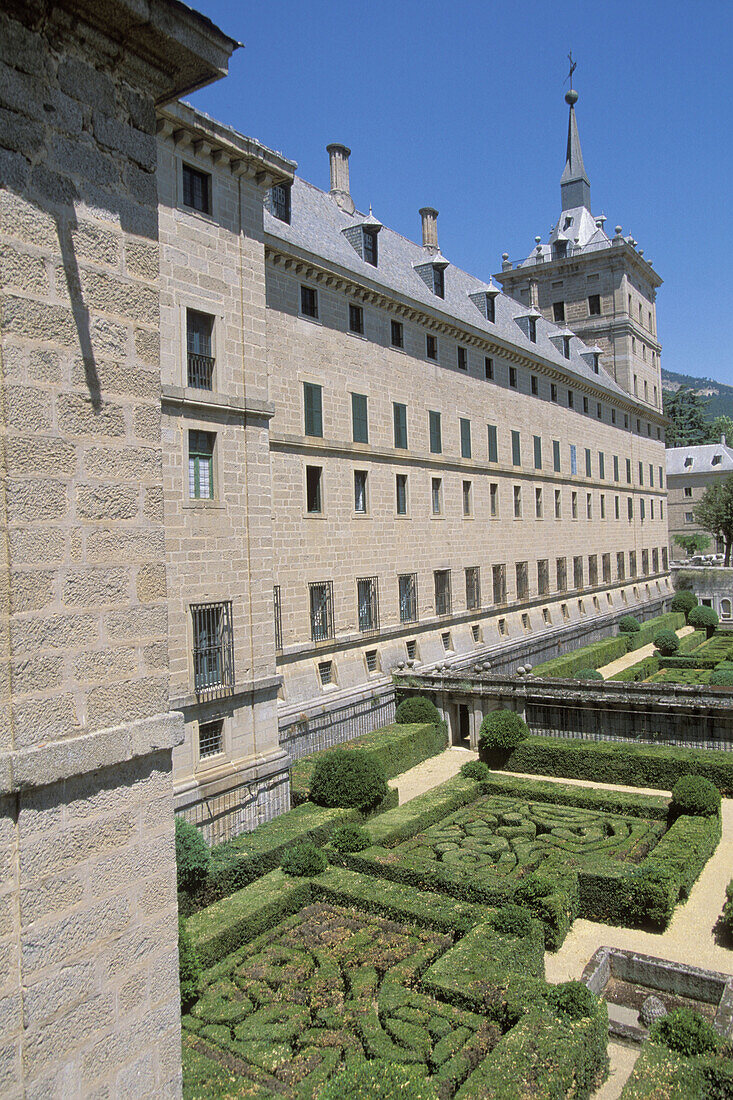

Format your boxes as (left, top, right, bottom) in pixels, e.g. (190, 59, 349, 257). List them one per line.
(157, 91, 670, 840)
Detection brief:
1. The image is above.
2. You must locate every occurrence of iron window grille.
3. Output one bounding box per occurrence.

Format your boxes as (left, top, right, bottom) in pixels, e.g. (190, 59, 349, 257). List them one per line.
(318, 660, 333, 686)
(629, 551, 638, 577)
(182, 163, 211, 214)
(188, 430, 215, 499)
(273, 585, 283, 652)
(271, 183, 291, 223)
(365, 649, 378, 673)
(406, 639, 417, 661)
(538, 559, 549, 596)
(186, 309, 214, 389)
(642, 550, 649, 575)
(556, 557, 567, 591)
(573, 556, 584, 590)
(492, 564, 507, 605)
(199, 719, 223, 758)
(434, 570, 452, 616)
(399, 574, 418, 623)
(191, 601, 234, 698)
(588, 555, 598, 586)
(357, 576, 379, 634)
(465, 566, 481, 610)
(310, 581, 334, 642)
(617, 552, 626, 580)
(516, 561, 529, 601)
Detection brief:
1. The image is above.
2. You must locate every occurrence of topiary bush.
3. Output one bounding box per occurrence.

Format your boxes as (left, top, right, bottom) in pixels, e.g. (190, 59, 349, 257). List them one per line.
(618, 615, 641, 634)
(671, 590, 699, 618)
(317, 1061, 439, 1100)
(460, 759, 491, 781)
(175, 816, 210, 895)
(309, 748, 388, 810)
(720, 879, 733, 941)
(479, 709, 529, 752)
(178, 916, 200, 1011)
(547, 980, 598, 1021)
(710, 670, 733, 687)
(649, 1007, 719, 1056)
(514, 873, 555, 907)
(490, 903, 534, 938)
(670, 775, 721, 819)
(688, 605, 720, 638)
(654, 629, 680, 656)
(395, 696, 441, 725)
(329, 821, 372, 853)
(280, 842, 328, 876)
(575, 668, 604, 680)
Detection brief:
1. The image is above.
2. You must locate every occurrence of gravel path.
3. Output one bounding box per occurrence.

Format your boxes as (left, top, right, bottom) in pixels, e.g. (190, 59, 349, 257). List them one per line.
(393, 745, 474, 804)
(598, 625, 695, 678)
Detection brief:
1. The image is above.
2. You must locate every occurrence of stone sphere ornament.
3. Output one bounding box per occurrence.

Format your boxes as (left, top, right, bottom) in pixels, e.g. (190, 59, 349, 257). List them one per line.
(639, 995, 667, 1028)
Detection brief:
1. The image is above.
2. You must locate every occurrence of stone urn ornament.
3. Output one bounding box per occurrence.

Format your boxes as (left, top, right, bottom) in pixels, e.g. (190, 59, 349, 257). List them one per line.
(639, 994, 667, 1028)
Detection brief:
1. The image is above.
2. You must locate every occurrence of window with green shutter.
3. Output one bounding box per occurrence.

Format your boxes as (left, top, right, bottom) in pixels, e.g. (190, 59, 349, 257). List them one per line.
(533, 435, 542, 470)
(393, 402, 407, 449)
(585, 448, 592, 477)
(352, 393, 368, 443)
(488, 424, 498, 463)
(460, 418, 471, 458)
(188, 430, 215, 499)
(304, 382, 323, 437)
(599, 452, 605, 479)
(511, 430, 521, 467)
(429, 410, 442, 454)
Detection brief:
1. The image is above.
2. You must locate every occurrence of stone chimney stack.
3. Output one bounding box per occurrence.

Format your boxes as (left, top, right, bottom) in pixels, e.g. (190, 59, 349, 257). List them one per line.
(326, 143, 354, 214)
(419, 207, 439, 253)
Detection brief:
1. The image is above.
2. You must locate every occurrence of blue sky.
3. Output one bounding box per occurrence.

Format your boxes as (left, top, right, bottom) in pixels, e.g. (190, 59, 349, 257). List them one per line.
(186, 0, 733, 386)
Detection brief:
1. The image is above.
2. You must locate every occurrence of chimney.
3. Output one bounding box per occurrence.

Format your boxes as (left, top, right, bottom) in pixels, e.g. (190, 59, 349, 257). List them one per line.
(419, 207, 439, 253)
(326, 143, 354, 214)
(722, 434, 727, 447)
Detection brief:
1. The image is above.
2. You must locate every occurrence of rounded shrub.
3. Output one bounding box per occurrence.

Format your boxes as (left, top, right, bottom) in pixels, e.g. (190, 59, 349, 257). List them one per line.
(670, 775, 721, 818)
(309, 749, 388, 810)
(548, 980, 598, 1021)
(478, 709, 529, 752)
(671, 590, 699, 618)
(490, 903, 534, 938)
(318, 1061, 439, 1100)
(654, 629, 680, 656)
(395, 696, 441, 725)
(618, 615, 641, 634)
(175, 816, 210, 895)
(649, 1007, 719, 1056)
(329, 821, 371, 853)
(574, 668, 604, 680)
(281, 842, 328, 876)
(460, 759, 490, 781)
(688, 605, 720, 638)
(178, 917, 201, 1012)
(710, 670, 733, 687)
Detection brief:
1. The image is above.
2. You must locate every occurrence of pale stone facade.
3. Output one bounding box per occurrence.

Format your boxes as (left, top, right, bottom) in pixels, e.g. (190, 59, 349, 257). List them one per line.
(667, 441, 733, 558)
(0, 1, 235, 1095)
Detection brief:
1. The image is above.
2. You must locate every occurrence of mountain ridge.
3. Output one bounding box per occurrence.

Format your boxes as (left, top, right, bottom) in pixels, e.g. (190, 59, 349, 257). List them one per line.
(661, 367, 733, 422)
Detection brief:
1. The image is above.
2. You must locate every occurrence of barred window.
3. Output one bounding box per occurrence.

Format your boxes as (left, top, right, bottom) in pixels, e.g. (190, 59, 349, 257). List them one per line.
(434, 569, 451, 616)
(573, 555, 584, 589)
(538, 559, 549, 596)
(603, 553, 611, 583)
(588, 554, 598, 586)
(365, 649, 379, 673)
(309, 581, 334, 641)
(629, 551, 637, 577)
(556, 557, 567, 591)
(191, 602, 234, 697)
(516, 561, 529, 601)
(271, 183, 291, 223)
(186, 309, 214, 389)
(199, 719, 223, 758)
(399, 573, 418, 624)
(406, 639, 417, 661)
(182, 163, 211, 214)
(357, 576, 379, 633)
(465, 566, 480, 610)
(617, 551, 626, 581)
(492, 564, 506, 605)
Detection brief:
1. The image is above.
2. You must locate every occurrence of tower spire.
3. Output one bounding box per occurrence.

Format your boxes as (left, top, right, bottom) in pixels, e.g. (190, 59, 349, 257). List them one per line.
(560, 62, 591, 212)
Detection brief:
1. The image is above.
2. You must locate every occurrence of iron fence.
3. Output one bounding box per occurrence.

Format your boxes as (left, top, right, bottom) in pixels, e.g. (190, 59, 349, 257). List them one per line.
(280, 691, 395, 760)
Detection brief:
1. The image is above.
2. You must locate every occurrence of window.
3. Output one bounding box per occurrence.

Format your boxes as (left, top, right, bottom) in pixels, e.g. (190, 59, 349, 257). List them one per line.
(649, 463, 654, 487)
(431, 477, 443, 515)
(191, 601, 233, 696)
(553, 301, 565, 323)
(305, 465, 323, 513)
(365, 649, 379, 673)
(561, 602, 570, 621)
(393, 402, 408, 449)
(434, 569, 451, 615)
(531, 374, 538, 395)
(684, 510, 694, 524)
(629, 551, 637, 577)
(615, 495, 620, 519)
(471, 623, 481, 643)
(638, 461, 644, 485)
(460, 418, 472, 459)
(486, 294, 496, 323)
(568, 389, 574, 409)
(516, 561, 529, 601)
(684, 486, 693, 498)
(562, 335, 571, 360)
(465, 566, 481, 610)
(593, 354, 600, 374)
(585, 448, 592, 478)
(617, 552, 625, 580)
(354, 470, 368, 513)
(553, 440, 561, 472)
(684, 455, 694, 469)
(441, 631, 452, 652)
(570, 444, 577, 475)
(304, 382, 323, 437)
(600, 494, 606, 519)
(660, 501, 664, 519)
(318, 660, 333, 686)
(427, 334, 438, 360)
(583, 395, 589, 414)
(199, 719, 223, 759)
(521, 612, 531, 632)
(554, 489, 561, 518)
(351, 393, 369, 443)
(488, 424, 498, 463)
(390, 319, 404, 349)
(188, 430, 214, 500)
(462, 480, 472, 516)
(624, 413, 629, 430)
(652, 547, 659, 573)
(586, 492, 592, 519)
(349, 302, 364, 334)
(650, 499, 654, 519)
(271, 183, 290, 223)
(399, 574, 418, 623)
(528, 317, 537, 343)
(535, 487, 543, 518)
(613, 455, 619, 482)
(396, 473, 408, 515)
(542, 606, 552, 626)
(513, 485, 522, 518)
(628, 497, 634, 520)
(429, 410, 442, 454)
(273, 585, 283, 652)
(406, 638, 417, 660)
(588, 554, 598, 586)
(363, 228, 378, 266)
(182, 163, 211, 214)
(432, 266, 445, 298)
(556, 557, 567, 591)
(533, 435, 542, 470)
(457, 346, 468, 371)
(588, 293, 601, 315)
(538, 559, 549, 596)
(571, 491, 578, 519)
(492, 564, 507, 605)
(611, 407, 616, 423)
(599, 452, 605, 480)
(300, 285, 318, 319)
(490, 482, 498, 517)
(357, 576, 379, 633)
(509, 366, 518, 388)
(186, 309, 214, 389)
(626, 458, 632, 483)
(511, 430, 521, 466)
(498, 617, 508, 636)
(573, 556, 584, 589)
(641, 549, 649, 576)
(551, 383, 558, 403)
(659, 466, 664, 488)
(484, 356, 494, 380)
(662, 547, 668, 571)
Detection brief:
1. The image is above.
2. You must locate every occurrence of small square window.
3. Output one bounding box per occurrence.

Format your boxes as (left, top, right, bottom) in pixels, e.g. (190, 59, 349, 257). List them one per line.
(365, 649, 379, 673)
(441, 631, 452, 652)
(426, 334, 438, 360)
(391, 319, 404, 348)
(182, 163, 211, 214)
(349, 302, 364, 334)
(318, 660, 333, 686)
(199, 719, 223, 758)
(406, 639, 417, 661)
(301, 285, 318, 319)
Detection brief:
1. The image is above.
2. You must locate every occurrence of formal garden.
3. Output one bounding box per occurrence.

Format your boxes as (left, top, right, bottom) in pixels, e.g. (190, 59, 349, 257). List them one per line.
(176, 695, 733, 1098)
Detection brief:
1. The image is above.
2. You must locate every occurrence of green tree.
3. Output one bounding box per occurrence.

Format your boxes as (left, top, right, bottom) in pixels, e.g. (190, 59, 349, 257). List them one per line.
(674, 533, 711, 557)
(663, 387, 709, 446)
(694, 475, 733, 565)
(707, 415, 733, 445)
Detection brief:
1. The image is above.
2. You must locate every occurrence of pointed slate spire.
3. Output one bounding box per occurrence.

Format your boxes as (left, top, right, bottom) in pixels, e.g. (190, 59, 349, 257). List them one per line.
(560, 88, 591, 212)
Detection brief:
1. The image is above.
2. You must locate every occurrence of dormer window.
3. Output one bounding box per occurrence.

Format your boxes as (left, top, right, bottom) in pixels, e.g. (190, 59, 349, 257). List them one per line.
(528, 317, 537, 343)
(684, 456, 693, 468)
(593, 353, 600, 373)
(486, 294, 496, 323)
(552, 240, 567, 260)
(562, 335, 571, 359)
(271, 183, 291, 224)
(712, 454, 723, 466)
(433, 266, 445, 298)
(363, 229, 378, 267)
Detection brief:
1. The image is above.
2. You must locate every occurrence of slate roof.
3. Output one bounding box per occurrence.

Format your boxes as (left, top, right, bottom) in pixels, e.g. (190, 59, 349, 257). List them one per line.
(264, 176, 641, 406)
(666, 443, 733, 477)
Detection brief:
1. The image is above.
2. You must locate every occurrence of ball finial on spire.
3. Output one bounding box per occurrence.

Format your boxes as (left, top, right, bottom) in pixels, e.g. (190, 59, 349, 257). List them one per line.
(565, 88, 578, 106)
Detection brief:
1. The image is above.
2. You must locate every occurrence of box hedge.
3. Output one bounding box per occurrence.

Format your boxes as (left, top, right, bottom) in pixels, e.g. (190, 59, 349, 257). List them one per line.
(532, 612, 685, 677)
(309, 748, 389, 810)
(620, 1040, 733, 1099)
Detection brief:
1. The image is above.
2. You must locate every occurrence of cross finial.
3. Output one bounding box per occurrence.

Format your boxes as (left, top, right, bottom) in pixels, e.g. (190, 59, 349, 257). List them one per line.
(566, 50, 577, 89)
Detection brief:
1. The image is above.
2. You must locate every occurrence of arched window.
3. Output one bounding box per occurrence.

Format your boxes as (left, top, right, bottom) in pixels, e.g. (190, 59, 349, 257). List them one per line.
(721, 599, 732, 620)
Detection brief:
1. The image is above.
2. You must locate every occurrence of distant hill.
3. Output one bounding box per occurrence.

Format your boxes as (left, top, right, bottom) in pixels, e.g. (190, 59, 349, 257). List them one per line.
(662, 367, 733, 422)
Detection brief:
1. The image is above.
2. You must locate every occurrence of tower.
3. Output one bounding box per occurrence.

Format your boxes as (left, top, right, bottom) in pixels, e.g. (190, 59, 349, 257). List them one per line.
(495, 84, 663, 412)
